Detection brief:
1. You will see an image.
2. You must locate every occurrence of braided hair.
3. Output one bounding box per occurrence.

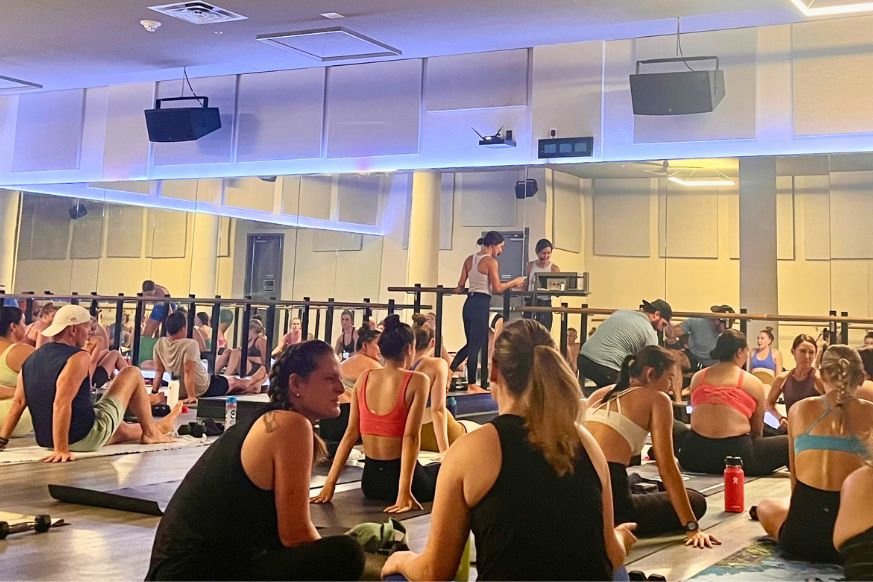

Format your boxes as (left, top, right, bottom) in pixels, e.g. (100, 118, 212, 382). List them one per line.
(820, 344, 864, 432)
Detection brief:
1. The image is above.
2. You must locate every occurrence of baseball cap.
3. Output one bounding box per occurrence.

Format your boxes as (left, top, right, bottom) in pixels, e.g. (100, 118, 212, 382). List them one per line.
(642, 299, 673, 323)
(41, 305, 92, 337)
(710, 304, 735, 314)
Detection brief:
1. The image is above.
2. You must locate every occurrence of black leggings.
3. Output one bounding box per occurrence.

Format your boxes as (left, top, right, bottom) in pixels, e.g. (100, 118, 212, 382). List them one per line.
(780, 481, 841, 563)
(609, 462, 707, 536)
(676, 430, 789, 476)
(450, 293, 491, 385)
(147, 535, 365, 581)
(361, 458, 440, 503)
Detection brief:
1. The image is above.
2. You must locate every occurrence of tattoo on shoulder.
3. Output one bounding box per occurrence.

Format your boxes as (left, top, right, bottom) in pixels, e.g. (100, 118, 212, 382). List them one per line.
(263, 412, 278, 433)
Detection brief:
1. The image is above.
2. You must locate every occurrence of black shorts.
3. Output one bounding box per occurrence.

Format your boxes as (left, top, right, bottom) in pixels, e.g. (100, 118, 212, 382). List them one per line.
(201, 375, 229, 398)
(779, 481, 841, 563)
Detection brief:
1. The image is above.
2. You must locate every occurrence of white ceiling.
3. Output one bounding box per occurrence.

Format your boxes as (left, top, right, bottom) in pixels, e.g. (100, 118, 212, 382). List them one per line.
(2, 0, 807, 91)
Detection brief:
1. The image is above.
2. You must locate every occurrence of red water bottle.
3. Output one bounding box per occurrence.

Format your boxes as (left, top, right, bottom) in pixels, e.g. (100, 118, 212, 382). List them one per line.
(724, 456, 745, 513)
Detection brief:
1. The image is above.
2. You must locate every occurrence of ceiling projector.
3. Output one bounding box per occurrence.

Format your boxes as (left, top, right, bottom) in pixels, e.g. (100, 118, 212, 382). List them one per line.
(474, 127, 516, 148)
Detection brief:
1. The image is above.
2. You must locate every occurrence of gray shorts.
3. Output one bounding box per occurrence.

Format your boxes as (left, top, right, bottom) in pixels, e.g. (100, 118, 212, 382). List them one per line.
(69, 394, 126, 453)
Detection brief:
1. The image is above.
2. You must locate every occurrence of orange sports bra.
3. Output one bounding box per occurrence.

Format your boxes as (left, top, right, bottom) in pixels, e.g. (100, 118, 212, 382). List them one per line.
(357, 369, 412, 438)
(691, 368, 757, 419)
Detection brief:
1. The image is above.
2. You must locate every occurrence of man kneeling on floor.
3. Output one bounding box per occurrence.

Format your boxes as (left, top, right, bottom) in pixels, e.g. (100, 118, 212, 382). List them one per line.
(153, 312, 267, 405)
(0, 305, 180, 462)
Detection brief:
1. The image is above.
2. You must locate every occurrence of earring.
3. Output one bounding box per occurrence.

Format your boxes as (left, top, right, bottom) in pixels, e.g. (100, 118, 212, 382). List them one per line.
(294, 392, 301, 398)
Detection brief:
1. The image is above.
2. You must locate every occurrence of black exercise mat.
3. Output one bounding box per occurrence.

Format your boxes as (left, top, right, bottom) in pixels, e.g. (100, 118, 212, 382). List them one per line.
(309, 489, 432, 529)
(630, 463, 761, 497)
(48, 464, 365, 516)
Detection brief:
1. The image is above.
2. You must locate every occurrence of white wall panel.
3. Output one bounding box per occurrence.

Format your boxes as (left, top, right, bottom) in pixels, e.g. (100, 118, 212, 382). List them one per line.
(633, 28, 757, 143)
(102, 82, 154, 178)
(552, 170, 582, 253)
(70, 201, 104, 259)
(777, 176, 795, 261)
(426, 50, 528, 111)
(659, 186, 720, 258)
(797, 175, 830, 260)
(224, 177, 275, 213)
(13, 90, 85, 172)
(593, 178, 650, 257)
(326, 60, 421, 158)
(793, 17, 873, 136)
(457, 170, 518, 227)
(338, 174, 381, 225)
(289, 175, 332, 219)
(313, 230, 363, 252)
(531, 42, 603, 154)
(237, 69, 325, 162)
(152, 75, 237, 166)
(145, 209, 187, 258)
(106, 205, 144, 258)
(30, 195, 71, 259)
(829, 171, 873, 259)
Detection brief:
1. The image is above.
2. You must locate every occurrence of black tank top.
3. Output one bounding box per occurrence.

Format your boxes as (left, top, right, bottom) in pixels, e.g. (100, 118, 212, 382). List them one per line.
(146, 408, 282, 580)
(841, 526, 873, 581)
(22, 342, 93, 448)
(783, 369, 819, 411)
(470, 415, 611, 581)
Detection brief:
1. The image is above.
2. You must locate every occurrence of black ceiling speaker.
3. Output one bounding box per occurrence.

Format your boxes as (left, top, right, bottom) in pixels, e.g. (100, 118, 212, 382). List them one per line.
(515, 178, 539, 199)
(630, 56, 725, 115)
(145, 96, 221, 142)
(69, 201, 87, 220)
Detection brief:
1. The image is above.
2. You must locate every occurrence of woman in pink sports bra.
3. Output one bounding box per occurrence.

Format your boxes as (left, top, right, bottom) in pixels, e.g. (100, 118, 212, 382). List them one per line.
(311, 315, 434, 514)
(676, 330, 789, 476)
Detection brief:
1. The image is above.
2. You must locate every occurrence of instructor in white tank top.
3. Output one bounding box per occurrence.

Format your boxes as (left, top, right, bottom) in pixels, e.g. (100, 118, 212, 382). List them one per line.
(450, 232, 525, 391)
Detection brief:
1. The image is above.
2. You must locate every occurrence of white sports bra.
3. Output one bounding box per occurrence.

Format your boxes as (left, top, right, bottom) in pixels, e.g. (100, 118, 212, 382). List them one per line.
(587, 387, 649, 456)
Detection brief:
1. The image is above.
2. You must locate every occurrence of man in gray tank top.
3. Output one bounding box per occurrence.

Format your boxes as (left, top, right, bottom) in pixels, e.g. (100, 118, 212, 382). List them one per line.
(579, 299, 672, 392)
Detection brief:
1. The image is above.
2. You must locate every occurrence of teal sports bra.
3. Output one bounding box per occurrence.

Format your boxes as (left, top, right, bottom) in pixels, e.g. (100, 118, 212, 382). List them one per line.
(793, 400, 867, 456)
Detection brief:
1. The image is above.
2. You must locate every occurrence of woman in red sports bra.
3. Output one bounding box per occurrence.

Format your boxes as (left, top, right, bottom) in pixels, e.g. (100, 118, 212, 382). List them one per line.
(311, 315, 434, 513)
(676, 330, 789, 476)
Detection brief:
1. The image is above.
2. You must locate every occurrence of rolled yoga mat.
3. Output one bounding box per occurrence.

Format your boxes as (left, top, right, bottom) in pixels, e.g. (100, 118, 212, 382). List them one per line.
(630, 463, 763, 497)
(49, 464, 364, 516)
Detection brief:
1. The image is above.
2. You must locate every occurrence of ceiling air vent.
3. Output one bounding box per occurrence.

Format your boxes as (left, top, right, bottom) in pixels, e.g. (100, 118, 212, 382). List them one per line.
(257, 27, 401, 62)
(149, 2, 247, 24)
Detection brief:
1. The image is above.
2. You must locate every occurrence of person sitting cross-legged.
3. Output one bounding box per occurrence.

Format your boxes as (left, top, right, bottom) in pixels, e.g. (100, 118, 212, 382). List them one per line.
(153, 312, 267, 405)
(0, 305, 180, 462)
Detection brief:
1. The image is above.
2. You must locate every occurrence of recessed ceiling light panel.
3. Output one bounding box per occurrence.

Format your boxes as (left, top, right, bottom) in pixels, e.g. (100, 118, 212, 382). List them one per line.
(789, 0, 873, 16)
(320, 12, 345, 19)
(257, 26, 401, 61)
(149, 2, 247, 24)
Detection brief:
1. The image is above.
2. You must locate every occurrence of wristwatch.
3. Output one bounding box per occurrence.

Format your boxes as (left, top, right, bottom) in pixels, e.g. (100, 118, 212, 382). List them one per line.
(683, 520, 699, 533)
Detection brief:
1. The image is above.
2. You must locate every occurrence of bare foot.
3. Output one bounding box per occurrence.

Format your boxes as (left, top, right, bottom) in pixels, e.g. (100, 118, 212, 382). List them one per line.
(245, 367, 268, 393)
(154, 402, 183, 434)
(467, 384, 490, 394)
(149, 393, 165, 406)
(141, 431, 175, 445)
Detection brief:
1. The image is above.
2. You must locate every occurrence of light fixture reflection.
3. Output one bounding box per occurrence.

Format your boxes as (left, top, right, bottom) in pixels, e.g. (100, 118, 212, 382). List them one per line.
(667, 176, 735, 187)
(789, 0, 873, 16)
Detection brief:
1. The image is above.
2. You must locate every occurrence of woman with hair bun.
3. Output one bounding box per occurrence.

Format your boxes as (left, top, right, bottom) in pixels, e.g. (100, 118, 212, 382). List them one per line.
(146, 340, 364, 581)
(525, 238, 561, 331)
(756, 345, 873, 563)
(750, 326, 783, 377)
(450, 231, 526, 391)
(410, 314, 468, 454)
(586, 346, 715, 546)
(767, 334, 823, 432)
(312, 315, 435, 513)
(382, 320, 633, 581)
(676, 330, 789, 475)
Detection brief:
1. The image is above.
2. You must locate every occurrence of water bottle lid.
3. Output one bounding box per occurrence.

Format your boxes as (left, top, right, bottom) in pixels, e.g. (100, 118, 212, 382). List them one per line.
(226, 396, 238, 404)
(724, 456, 743, 467)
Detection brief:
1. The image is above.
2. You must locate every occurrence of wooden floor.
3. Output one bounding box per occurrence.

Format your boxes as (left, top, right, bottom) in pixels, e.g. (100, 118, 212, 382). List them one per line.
(1, 426, 793, 581)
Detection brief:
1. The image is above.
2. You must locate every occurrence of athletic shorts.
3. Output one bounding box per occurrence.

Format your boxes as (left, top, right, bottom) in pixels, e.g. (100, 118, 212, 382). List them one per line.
(200, 375, 229, 398)
(150, 302, 177, 322)
(69, 394, 126, 452)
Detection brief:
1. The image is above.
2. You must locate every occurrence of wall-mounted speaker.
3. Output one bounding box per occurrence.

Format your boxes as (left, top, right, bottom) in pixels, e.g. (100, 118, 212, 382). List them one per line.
(515, 178, 538, 200)
(145, 96, 221, 142)
(630, 56, 725, 115)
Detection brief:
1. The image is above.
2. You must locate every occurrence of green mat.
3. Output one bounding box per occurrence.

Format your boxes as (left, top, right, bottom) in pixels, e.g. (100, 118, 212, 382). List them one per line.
(689, 539, 844, 581)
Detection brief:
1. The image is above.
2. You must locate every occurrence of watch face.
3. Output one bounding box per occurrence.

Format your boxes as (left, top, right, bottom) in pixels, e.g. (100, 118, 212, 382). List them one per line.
(685, 521, 699, 532)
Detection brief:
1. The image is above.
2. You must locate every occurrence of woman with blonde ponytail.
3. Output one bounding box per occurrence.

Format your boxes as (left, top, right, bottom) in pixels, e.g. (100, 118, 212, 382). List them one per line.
(756, 345, 873, 563)
(382, 320, 634, 581)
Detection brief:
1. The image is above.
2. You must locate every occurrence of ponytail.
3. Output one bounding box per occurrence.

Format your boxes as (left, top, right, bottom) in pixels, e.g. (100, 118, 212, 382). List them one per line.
(601, 346, 676, 404)
(525, 344, 582, 477)
(493, 319, 581, 477)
